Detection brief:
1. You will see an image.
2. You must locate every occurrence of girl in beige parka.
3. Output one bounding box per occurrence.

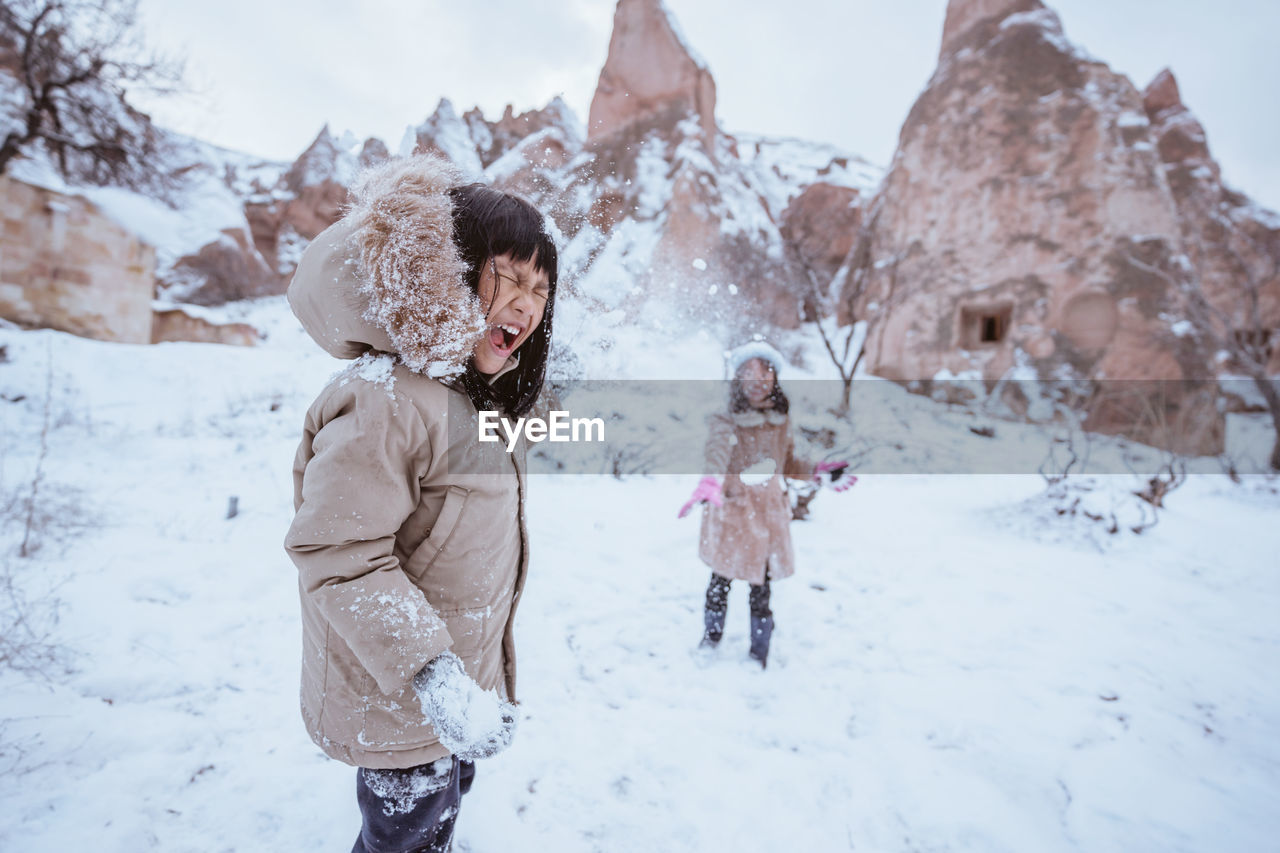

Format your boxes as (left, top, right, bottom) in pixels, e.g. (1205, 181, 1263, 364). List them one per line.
(284, 154, 557, 852)
(678, 342, 854, 668)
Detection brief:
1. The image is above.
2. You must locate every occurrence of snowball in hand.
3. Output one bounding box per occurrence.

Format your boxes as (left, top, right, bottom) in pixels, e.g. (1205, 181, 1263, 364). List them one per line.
(413, 651, 517, 761)
(738, 458, 777, 486)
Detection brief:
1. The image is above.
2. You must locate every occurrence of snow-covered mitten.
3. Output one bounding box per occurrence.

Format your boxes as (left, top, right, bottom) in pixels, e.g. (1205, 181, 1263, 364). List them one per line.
(413, 651, 517, 761)
(814, 460, 856, 492)
(677, 476, 725, 518)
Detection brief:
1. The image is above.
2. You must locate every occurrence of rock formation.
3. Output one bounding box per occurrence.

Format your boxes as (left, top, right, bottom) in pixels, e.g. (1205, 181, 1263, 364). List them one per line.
(167, 226, 281, 306)
(151, 308, 260, 346)
(839, 0, 1279, 451)
(0, 175, 155, 343)
(587, 0, 717, 158)
(846, 0, 1185, 382)
(404, 97, 582, 180)
(479, 0, 873, 338)
(781, 183, 863, 287)
(169, 125, 394, 305)
(1142, 69, 1280, 375)
(1, 0, 871, 348)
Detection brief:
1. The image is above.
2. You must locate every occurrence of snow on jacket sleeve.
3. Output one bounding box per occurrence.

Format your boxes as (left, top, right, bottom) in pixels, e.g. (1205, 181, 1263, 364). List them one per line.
(285, 378, 453, 696)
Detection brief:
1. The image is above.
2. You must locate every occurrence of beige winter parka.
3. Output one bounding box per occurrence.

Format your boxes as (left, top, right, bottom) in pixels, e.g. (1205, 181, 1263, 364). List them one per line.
(284, 155, 529, 770)
(698, 408, 814, 585)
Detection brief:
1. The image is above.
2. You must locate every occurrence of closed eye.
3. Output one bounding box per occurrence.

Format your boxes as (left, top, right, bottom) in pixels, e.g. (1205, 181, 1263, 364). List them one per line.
(494, 265, 549, 300)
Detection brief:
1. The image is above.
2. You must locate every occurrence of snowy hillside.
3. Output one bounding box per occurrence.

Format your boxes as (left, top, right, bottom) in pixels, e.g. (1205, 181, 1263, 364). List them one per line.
(1, 299, 1279, 851)
(0, 91, 289, 307)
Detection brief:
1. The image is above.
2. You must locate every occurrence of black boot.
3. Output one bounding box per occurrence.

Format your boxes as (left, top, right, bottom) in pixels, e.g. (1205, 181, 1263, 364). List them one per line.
(700, 606, 726, 648)
(748, 613, 774, 667)
(747, 576, 773, 667)
(700, 574, 731, 648)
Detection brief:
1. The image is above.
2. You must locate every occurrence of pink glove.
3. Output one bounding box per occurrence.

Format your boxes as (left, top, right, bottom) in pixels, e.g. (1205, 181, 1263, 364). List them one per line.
(677, 476, 724, 518)
(814, 460, 856, 492)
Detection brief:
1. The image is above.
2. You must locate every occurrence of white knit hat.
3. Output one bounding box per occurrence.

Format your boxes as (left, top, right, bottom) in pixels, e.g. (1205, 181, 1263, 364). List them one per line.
(725, 338, 786, 379)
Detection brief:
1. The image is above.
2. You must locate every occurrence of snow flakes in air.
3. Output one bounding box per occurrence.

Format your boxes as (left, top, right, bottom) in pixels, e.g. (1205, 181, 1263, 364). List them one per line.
(691, 258, 707, 271)
(633, 136, 672, 218)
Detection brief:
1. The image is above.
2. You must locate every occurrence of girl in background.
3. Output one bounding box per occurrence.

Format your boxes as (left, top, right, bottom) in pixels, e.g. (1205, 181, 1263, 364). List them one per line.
(678, 341, 854, 667)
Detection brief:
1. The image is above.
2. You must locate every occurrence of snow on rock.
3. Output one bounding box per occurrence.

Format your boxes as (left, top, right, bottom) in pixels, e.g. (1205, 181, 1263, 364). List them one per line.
(0, 71, 25, 138)
(85, 171, 249, 279)
(734, 132, 883, 216)
(284, 125, 361, 191)
(587, 0, 718, 152)
(402, 99, 485, 178)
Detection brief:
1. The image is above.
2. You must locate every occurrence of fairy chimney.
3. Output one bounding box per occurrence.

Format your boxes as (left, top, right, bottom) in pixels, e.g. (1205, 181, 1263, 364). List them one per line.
(834, 0, 1280, 453)
(1142, 68, 1280, 376)
(587, 0, 718, 157)
(939, 0, 1043, 58)
(846, 0, 1196, 388)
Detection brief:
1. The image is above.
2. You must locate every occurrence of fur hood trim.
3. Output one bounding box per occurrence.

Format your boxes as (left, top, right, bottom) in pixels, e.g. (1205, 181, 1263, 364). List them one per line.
(288, 154, 487, 378)
(732, 409, 788, 427)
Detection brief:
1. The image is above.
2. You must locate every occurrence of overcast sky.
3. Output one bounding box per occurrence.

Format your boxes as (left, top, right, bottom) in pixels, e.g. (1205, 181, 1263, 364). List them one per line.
(134, 0, 1280, 211)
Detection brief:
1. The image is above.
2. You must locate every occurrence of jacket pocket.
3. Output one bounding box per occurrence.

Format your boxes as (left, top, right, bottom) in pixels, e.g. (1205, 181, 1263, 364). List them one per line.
(439, 605, 501, 692)
(357, 605, 490, 749)
(403, 485, 470, 581)
(358, 673, 428, 749)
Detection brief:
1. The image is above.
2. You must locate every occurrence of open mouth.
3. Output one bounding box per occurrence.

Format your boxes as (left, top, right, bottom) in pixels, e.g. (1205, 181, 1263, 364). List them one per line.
(487, 322, 523, 356)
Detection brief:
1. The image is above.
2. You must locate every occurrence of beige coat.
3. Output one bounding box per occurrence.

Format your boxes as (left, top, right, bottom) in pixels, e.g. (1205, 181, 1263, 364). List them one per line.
(698, 408, 814, 584)
(284, 155, 528, 769)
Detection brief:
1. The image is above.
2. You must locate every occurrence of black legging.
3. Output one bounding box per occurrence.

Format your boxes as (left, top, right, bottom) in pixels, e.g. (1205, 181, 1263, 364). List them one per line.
(705, 572, 772, 619)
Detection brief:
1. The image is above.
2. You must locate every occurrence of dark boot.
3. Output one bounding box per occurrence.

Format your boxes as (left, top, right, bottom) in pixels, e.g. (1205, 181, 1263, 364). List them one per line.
(352, 757, 464, 853)
(748, 613, 774, 668)
(700, 574, 731, 648)
(700, 606, 726, 648)
(747, 575, 773, 667)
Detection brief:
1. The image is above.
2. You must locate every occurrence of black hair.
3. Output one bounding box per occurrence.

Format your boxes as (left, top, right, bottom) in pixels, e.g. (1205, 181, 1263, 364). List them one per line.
(445, 183, 559, 418)
(729, 359, 790, 415)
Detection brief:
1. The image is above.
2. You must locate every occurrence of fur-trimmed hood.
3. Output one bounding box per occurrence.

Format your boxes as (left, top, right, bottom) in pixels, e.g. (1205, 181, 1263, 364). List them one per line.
(287, 154, 487, 378)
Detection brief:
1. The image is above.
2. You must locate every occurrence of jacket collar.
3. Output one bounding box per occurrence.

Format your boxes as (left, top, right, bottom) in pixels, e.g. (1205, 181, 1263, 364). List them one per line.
(483, 353, 521, 385)
(732, 408, 788, 427)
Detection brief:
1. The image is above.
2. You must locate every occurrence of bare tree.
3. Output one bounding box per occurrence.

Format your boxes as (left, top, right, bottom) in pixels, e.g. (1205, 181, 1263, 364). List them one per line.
(793, 222, 876, 417)
(0, 0, 182, 192)
(1121, 207, 1280, 470)
(1180, 257, 1280, 471)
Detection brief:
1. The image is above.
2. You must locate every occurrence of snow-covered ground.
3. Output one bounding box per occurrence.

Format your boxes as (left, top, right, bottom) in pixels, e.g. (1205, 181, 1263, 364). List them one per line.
(1, 305, 1278, 852)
